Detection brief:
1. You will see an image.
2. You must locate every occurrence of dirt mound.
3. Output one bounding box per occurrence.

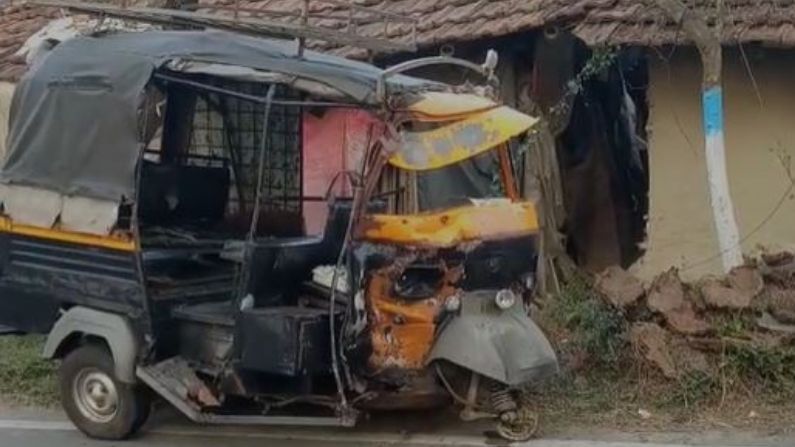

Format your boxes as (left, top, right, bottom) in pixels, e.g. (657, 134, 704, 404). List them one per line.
(595, 266, 644, 309)
(647, 269, 710, 335)
(630, 322, 677, 378)
(596, 253, 795, 380)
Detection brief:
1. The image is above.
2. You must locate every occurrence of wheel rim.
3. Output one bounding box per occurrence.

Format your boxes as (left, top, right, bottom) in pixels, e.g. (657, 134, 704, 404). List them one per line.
(72, 368, 119, 423)
(496, 408, 539, 442)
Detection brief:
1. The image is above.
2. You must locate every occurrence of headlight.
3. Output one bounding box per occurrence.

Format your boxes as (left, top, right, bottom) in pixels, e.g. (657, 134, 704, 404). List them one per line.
(495, 289, 517, 310)
(445, 294, 461, 312)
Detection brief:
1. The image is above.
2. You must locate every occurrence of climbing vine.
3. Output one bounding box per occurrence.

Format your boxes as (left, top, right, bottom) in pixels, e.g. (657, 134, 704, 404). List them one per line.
(548, 46, 619, 119)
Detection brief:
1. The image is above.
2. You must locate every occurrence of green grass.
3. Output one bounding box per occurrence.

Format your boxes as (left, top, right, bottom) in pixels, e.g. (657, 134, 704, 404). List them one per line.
(663, 371, 720, 409)
(714, 313, 752, 338)
(544, 279, 628, 369)
(723, 343, 795, 399)
(0, 335, 58, 407)
(536, 277, 795, 420)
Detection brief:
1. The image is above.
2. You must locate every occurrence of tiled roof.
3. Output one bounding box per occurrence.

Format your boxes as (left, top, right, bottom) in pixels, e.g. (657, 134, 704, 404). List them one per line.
(573, 0, 795, 46)
(0, 4, 60, 82)
(4, 0, 795, 83)
(195, 0, 795, 55)
(195, 0, 598, 57)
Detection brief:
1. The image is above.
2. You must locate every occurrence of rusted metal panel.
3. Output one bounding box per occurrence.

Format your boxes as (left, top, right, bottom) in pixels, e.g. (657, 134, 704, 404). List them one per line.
(364, 257, 463, 371)
(357, 200, 540, 247)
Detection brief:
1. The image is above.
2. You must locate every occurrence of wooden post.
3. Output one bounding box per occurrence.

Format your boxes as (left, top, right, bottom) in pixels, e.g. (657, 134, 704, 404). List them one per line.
(527, 121, 576, 296)
(649, 0, 743, 271)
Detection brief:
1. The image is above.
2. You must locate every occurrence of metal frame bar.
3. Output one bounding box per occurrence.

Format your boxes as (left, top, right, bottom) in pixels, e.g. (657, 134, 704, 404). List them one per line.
(154, 73, 371, 109)
(234, 84, 276, 302)
(376, 56, 497, 101)
(247, 86, 276, 236)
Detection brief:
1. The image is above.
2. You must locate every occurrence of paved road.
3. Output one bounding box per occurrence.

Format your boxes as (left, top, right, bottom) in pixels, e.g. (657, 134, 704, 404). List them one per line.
(0, 407, 793, 447)
(2, 424, 794, 447)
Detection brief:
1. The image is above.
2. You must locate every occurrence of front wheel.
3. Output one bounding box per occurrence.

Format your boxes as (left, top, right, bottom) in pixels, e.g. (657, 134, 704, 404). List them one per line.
(491, 383, 539, 442)
(59, 344, 150, 440)
(496, 406, 539, 442)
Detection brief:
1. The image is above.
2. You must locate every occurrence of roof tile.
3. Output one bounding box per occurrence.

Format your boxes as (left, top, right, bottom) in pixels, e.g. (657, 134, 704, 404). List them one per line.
(4, 0, 795, 83)
(0, 4, 58, 82)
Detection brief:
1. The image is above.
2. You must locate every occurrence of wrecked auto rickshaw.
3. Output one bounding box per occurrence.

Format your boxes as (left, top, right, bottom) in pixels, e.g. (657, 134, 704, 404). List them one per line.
(0, 29, 557, 441)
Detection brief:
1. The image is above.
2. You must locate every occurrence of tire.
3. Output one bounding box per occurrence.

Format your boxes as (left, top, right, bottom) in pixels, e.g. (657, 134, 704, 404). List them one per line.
(58, 344, 150, 440)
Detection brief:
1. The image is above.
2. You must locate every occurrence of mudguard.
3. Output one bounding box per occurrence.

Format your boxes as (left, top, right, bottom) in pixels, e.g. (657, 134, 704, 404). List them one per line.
(427, 291, 559, 386)
(42, 306, 139, 383)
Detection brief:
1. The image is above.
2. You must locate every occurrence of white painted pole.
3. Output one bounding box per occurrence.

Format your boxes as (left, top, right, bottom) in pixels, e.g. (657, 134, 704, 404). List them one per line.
(648, 0, 743, 272)
(702, 86, 743, 271)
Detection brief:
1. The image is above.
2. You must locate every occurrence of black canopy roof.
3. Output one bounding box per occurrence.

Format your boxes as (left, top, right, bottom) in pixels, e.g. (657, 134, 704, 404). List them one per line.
(1, 30, 435, 201)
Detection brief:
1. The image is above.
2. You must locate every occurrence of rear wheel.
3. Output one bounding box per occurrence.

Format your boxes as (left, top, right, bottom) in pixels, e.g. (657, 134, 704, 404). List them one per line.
(59, 344, 150, 440)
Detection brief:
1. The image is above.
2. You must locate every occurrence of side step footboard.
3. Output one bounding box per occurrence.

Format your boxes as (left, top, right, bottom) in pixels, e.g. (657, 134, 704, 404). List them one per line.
(137, 358, 355, 427)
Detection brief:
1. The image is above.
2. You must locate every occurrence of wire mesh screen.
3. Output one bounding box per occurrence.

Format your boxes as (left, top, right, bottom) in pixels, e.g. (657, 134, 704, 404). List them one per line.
(186, 79, 303, 216)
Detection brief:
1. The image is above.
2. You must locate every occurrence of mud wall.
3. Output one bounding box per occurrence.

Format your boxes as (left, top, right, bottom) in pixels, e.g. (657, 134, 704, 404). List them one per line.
(635, 47, 795, 280)
(0, 82, 14, 162)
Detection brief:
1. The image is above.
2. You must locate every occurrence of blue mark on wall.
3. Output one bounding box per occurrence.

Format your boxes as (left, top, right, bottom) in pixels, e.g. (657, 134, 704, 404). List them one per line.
(702, 87, 723, 137)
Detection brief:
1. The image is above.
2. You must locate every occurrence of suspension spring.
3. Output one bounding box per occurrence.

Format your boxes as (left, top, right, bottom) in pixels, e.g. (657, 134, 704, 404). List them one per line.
(490, 383, 517, 415)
